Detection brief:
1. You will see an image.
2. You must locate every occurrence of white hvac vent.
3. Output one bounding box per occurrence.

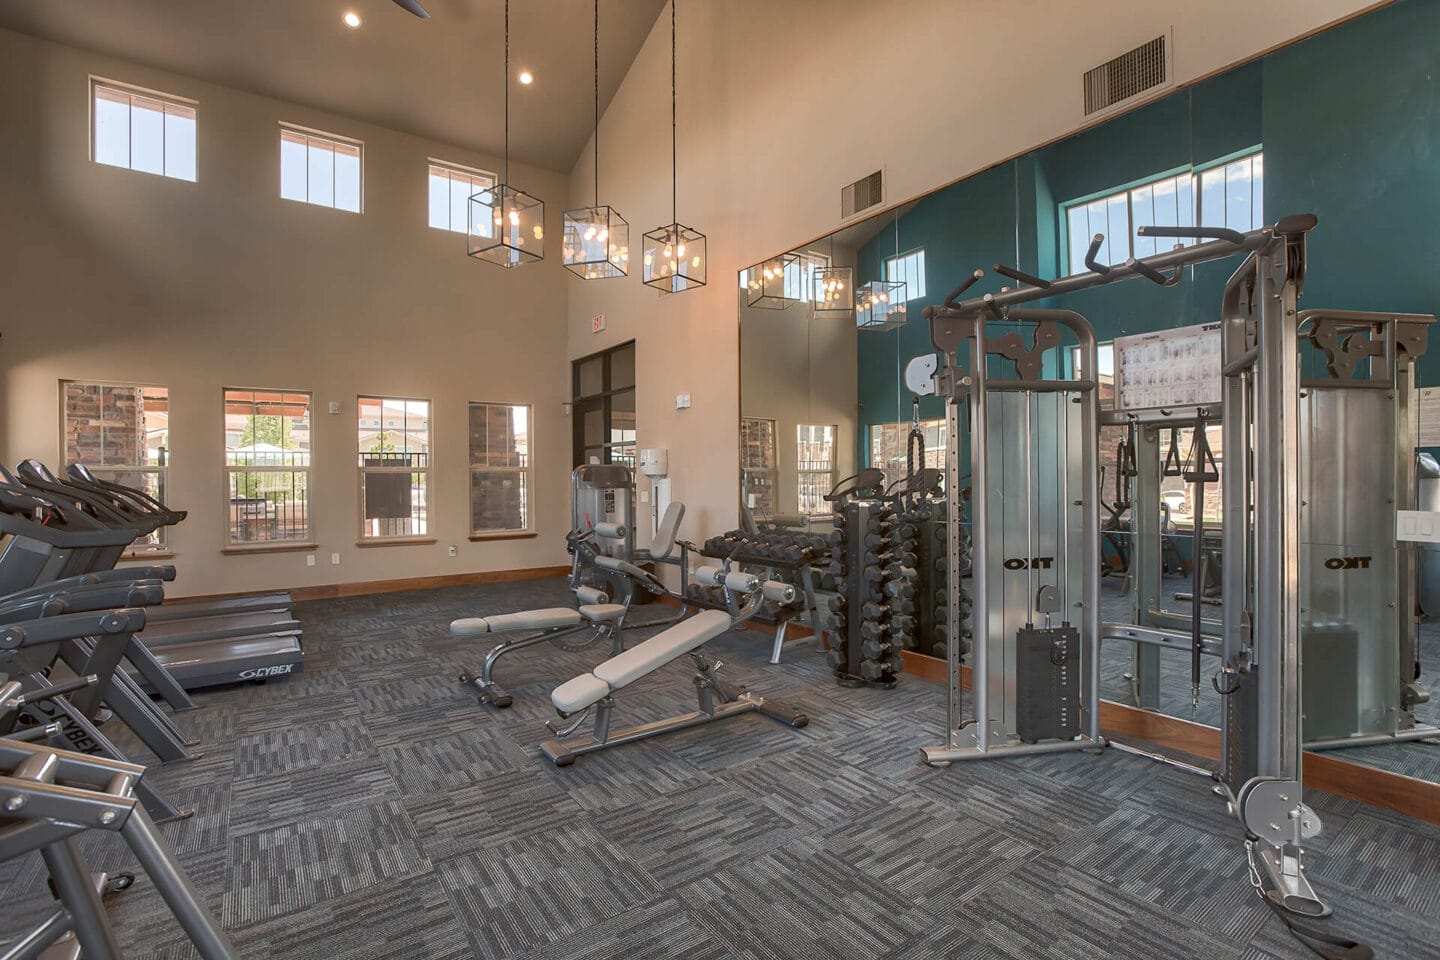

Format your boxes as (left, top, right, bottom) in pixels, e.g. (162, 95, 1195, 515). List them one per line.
(1084, 35, 1169, 116)
(841, 170, 883, 219)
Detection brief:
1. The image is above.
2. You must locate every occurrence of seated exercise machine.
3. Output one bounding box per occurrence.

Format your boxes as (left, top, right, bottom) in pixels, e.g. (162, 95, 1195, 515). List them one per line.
(451, 528, 684, 708)
(540, 558, 809, 766)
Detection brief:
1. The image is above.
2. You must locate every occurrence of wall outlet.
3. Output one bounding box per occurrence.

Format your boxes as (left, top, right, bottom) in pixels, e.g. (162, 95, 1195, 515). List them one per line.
(448, 545, 458, 557)
(675, 393, 691, 410)
(328, 401, 341, 415)
(306, 554, 316, 567)
(330, 552, 341, 565)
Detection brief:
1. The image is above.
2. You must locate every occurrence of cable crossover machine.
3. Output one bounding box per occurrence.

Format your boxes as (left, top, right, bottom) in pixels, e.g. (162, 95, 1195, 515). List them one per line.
(907, 214, 1380, 924)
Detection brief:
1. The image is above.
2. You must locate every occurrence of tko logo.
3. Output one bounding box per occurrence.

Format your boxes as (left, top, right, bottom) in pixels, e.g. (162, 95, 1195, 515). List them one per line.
(1004, 557, 1055, 570)
(1324, 556, 1371, 570)
(238, 664, 296, 679)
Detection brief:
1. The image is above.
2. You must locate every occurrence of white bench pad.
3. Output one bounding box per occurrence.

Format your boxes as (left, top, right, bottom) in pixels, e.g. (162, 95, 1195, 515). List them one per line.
(579, 603, 626, 623)
(550, 610, 732, 714)
(450, 607, 583, 637)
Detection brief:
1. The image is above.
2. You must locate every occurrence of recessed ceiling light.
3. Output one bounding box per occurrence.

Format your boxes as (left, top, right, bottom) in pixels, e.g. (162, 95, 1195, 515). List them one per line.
(342, 10, 362, 28)
(518, 70, 534, 85)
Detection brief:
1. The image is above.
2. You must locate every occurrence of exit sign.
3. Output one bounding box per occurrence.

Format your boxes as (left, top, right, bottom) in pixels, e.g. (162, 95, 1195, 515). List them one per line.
(592, 314, 606, 333)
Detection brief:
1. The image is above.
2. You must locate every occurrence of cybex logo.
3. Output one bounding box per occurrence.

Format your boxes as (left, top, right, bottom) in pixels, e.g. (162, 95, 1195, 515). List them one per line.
(1323, 556, 1371, 570)
(1003, 557, 1055, 570)
(238, 664, 296, 679)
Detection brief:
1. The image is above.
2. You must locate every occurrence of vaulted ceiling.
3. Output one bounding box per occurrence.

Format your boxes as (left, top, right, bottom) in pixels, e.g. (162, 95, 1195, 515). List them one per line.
(0, 0, 669, 172)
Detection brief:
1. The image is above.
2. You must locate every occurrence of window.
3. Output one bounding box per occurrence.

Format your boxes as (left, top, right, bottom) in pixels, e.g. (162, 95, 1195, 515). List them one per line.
(469, 403, 531, 535)
(429, 161, 496, 234)
(1064, 150, 1263, 276)
(1070, 342, 1116, 408)
(62, 381, 171, 553)
(885, 248, 927, 300)
(224, 390, 312, 546)
(797, 424, 836, 517)
(91, 79, 196, 181)
(740, 417, 778, 519)
(357, 397, 430, 540)
(572, 342, 636, 467)
(280, 125, 362, 212)
(870, 419, 946, 492)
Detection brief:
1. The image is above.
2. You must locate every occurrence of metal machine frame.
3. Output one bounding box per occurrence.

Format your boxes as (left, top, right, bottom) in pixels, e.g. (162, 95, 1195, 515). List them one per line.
(918, 306, 1104, 763)
(915, 216, 1335, 918)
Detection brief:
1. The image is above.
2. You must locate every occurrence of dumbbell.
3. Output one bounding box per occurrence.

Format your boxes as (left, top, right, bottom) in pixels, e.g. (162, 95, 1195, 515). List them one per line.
(827, 529, 845, 546)
(826, 594, 846, 614)
(932, 640, 948, 660)
(886, 563, 918, 583)
(826, 649, 847, 671)
(890, 615, 916, 634)
(861, 600, 890, 621)
(882, 580, 913, 600)
(861, 638, 903, 660)
(819, 573, 836, 591)
(859, 620, 890, 643)
(859, 658, 900, 681)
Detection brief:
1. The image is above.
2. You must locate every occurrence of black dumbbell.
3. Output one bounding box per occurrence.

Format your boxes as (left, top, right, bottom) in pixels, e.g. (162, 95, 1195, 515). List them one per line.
(859, 620, 890, 642)
(861, 638, 903, 660)
(861, 600, 890, 620)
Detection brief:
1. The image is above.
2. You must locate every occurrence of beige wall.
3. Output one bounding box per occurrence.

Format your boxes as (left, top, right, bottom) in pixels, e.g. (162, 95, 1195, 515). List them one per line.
(564, 0, 1384, 542)
(0, 27, 574, 598)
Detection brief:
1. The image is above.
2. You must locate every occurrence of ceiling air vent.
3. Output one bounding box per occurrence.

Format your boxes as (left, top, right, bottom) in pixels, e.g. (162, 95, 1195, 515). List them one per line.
(1084, 35, 1168, 116)
(841, 170, 883, 219)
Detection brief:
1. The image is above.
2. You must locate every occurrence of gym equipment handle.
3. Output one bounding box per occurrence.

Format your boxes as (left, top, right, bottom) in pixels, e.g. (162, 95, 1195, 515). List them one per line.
(1136, 224, 1245, 245)
(943, 269, 984, 309)
(992, 263, 1052, 290)
(1084, 234, 1111, 275)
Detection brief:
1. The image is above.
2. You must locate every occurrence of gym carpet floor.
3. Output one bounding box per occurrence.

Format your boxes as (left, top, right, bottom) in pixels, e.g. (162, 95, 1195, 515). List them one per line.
(3, 576, 1438, 959)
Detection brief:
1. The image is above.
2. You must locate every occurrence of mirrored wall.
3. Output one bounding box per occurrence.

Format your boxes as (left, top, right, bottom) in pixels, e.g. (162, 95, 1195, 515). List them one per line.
(738, 0, 1440, 788)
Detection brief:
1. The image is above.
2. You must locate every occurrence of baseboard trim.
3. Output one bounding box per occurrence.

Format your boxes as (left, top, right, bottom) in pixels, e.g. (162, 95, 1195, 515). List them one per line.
(171, 565, 573, 603)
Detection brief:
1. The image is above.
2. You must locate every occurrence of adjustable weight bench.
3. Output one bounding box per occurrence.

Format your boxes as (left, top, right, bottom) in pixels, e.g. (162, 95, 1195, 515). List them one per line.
(540, 567, 809, 767)
(452, 588, 629, 708)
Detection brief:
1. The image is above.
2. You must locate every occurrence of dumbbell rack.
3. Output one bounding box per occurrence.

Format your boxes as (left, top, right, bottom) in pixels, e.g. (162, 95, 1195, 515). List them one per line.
(826, 499, 910, 688)
(695, 545, 824, 664)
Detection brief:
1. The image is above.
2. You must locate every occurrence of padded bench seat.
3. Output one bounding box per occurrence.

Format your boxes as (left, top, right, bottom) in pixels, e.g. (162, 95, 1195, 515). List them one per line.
(552, 609, 732, 714)
(450, 603, 628, 639)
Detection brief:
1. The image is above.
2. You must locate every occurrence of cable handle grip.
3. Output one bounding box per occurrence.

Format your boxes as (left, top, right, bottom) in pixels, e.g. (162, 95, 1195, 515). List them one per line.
(943, 269, 985, 308)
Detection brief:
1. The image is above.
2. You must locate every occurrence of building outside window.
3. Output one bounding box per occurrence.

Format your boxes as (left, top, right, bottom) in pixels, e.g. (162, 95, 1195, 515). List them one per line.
(1063, 149, 1264, 276)
(224, 389, 312, 546)
(91, 78, 196, 181)
(797, 424, 836, 517)
(357, 396, 430, 540)
(280, 124, 362, 212)
(429, 161, 496, 234)
(61, 381, 171, 553)
(869, 418, 945, 492)
(469, 402, 531, 535)
(740, 417, 778, 519)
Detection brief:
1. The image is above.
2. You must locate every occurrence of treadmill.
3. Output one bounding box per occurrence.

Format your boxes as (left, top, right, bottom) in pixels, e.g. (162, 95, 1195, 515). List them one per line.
(5, 463, 304, 689)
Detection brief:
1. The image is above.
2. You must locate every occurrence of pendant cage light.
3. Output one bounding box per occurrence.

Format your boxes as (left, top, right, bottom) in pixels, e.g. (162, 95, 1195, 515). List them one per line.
(812, 243, 854, 320)
(469, 0, 544, 267)
(855, 279, 907, 330)
(564, 0, 628, 279)
(745, 253, 800, 310)
(643, 0, 706, 293)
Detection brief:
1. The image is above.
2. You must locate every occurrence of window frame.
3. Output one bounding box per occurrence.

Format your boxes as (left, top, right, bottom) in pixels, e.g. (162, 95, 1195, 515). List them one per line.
(869, 418, 947, 492)
(279, 122, 364, 213)
(468, 401, 534, 539)
(356, 394, 433, 544)
(740, 416, 779, 520)
(60, 379, 172, 556)
(884, 248, 927, 301)
(571, 341, 637, 468)
(1060, 147, 1264, 277)
(89, 76, 198, 182)
(796, 423, 837, 519)
(428, 159, 497, 235)
(222, 387, 315, 551)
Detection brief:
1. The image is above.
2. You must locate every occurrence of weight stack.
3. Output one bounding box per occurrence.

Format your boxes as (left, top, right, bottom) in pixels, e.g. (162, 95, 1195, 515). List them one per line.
(1015, 624, 1080, 742)
(827, 499, 902, 689)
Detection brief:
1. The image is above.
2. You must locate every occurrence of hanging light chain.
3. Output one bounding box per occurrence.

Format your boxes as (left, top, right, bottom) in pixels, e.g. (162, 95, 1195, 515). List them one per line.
(594, 0, 600, 205)
(503, 0, 510, 185)
(670, 0, 677, 234)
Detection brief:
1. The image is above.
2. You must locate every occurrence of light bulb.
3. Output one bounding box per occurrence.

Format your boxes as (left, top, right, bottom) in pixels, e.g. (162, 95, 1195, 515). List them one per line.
(598, 228, 608, 241)
(533, 225, 543, 240)
(880, 292, 889, 302)
(584, 226, 596, 240)
(509, 210, 520, 226)
(691, 256, 701, 268)
(670, 259, 678, 271)
(494, 213, 503, 224)
(518, 70, 534, 85)
(665, 246, 674, 258)
(677, 244, 686, 257)
(342, 10, 362, 28)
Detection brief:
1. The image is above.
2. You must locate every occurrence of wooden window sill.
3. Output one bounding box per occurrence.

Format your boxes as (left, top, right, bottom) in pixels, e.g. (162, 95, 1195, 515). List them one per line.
(355, 537, 439, 548)
(221, 543, 318, 556)
(121, 552, 176, 561)
(469, 532, 538, 542)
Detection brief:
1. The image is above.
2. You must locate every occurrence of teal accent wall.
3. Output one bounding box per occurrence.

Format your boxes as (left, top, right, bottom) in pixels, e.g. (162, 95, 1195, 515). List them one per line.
(857, 0, 1440, 468)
